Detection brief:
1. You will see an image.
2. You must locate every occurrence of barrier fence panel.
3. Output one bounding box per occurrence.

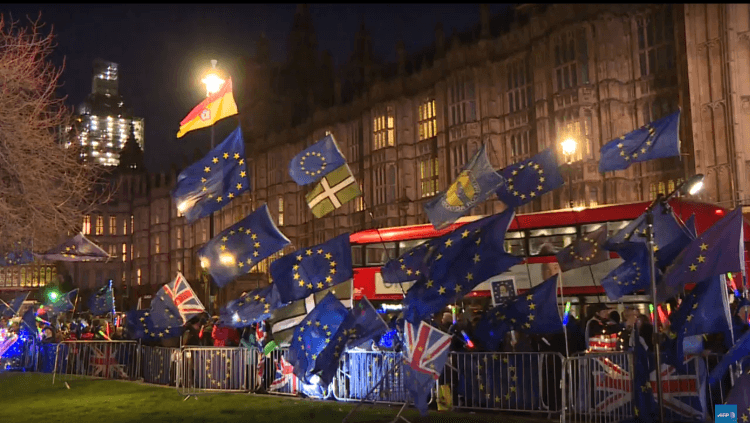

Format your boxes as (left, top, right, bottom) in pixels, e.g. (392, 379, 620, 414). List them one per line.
(176, 347, 249, 396)
(263, 347, 299, 396)
(52, 341, 140, 385)
(141, 346, 180, 386)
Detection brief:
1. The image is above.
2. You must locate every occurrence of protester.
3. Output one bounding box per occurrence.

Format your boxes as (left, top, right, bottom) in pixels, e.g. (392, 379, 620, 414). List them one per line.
(585, 303, 619, 352)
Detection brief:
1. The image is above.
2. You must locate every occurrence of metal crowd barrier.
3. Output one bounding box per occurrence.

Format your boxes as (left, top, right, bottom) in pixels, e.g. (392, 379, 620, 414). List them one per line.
(141, 346, 179, 386)
(176, 347, 250, 396)
(561, 352, 634, 423)
(52, 341, 140, 385)
(333, 351, 416, 404)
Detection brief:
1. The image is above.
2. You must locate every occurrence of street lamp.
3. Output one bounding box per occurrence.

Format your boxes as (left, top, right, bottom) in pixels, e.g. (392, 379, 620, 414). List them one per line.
(642, 172, 704, 423)
(561, 138, 578, 208)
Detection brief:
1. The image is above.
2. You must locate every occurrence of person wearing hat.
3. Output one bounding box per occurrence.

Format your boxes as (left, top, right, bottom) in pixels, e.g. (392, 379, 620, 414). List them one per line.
(585, 303, 619, 352)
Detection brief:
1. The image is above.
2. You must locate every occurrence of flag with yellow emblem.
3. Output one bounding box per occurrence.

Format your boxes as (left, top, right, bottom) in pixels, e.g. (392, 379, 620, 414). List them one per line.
(424, 144, 504, 229)
(171, 126, 250, 224)
(496, 148, 564, 208)
(657, 207, 745, 303)
(176, 78, 238, 138)
(36, 233, 109, 262)
(198, 204, 290, 288)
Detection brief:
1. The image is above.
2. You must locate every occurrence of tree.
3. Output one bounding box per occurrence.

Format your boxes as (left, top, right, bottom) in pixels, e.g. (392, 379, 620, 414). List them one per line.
(0, 16, 107, 252)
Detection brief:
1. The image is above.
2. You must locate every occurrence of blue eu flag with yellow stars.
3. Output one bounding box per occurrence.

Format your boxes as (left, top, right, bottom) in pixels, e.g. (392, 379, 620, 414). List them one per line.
(496, 148, 564, 208)
(604, 201, 693, 269)
(599, 110, 680, 173)
(424, 144, 505, 229)
(126, 310, 183, 341)
(172, 126, 250, 224)
(0, 245, 33, 266)
(600, 243, 653, 301)
(288, 134, 347, 186)
(36, 233, 109, 262)
(88, 281, 114, 316)
(657, 207, 745, 303)
(49, 289, 78, 315)
(380, 237, 439, 285)
(555, 225, 609, 272)
(217, 285, 283, 328)
(474, 274, 563, 351)
(666, 275, 730, 371)
(198, 204, 291, 288)
(2, 292, 29, 318)
(287, 293, 350, 385)
(270, 233, 353, 305)
(403, 209, 523, 324)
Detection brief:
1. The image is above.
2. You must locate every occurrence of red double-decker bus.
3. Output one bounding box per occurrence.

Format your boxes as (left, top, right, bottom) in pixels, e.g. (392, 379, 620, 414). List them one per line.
(349, 200, 750, 311)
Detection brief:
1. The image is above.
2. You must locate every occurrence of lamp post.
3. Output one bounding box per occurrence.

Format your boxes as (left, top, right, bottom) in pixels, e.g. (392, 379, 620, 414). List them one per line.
(200, 59, 225, 315)
(561, 138, 578, 208)
(641, 173, 704, 423)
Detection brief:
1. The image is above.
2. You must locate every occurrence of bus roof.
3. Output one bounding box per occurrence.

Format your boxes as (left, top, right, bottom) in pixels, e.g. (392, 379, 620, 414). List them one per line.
(349, 199, 731, 244)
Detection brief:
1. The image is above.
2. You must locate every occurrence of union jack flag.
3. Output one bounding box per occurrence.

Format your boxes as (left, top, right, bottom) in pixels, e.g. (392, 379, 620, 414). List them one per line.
(0, 333, 18, 357)
(89, 345, 129, 379)
(161, 272, 205, 324)
(593, 356, 706, 420)
(255, 322, 267, 390)
(269, 355, 298, 393)
(404, 321, 451, 378)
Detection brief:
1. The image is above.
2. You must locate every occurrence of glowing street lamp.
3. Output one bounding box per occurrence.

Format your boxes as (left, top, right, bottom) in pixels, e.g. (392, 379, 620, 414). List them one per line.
(201, 59, 225, 97)
(560, 137, 578, 208)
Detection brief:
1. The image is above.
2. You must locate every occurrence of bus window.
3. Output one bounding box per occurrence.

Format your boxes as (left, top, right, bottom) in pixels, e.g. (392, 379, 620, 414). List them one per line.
(365, 243, 397, 266)
(528, 226, 576, 255)
(606, 220, 631, 237)
(581, 223, 605, 234)
(398, 239, 426, 255)
(504, 230, 526, 256)
(351, 245, 364, 267)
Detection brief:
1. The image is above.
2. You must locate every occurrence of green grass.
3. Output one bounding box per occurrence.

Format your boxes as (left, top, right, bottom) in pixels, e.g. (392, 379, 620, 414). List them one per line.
(0, 373, 552, 423)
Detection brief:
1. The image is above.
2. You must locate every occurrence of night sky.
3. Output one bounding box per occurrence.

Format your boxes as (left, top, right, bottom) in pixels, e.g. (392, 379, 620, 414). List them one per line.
(2, 4, 509, 172)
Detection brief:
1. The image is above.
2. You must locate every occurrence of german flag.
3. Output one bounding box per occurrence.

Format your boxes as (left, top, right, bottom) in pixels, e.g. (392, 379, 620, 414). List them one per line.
(176, 77, 238, 138)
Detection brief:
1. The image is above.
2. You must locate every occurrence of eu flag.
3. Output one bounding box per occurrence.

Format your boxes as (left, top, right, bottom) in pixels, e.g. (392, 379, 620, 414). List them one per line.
(403, 209, 522, 323)
(288, 134, 347, 186)
(22, 307, 37, 336)
(150, 273, 205, 326)
(599, 110, 680, 173)
(270, 233, 353, 305)
(475, 275, 563, 351)
(36, 233, 109, 262)
(198, 204, 291, 288)
(380, 237, 437, 285)
(709, 329, 750, 385)
(217, 285, 283, 328)
(344, 296, 389, 350)
(632, 328, 658, 423)
(683, 214, 697, 239)
(723, 372, 750, 423)
(403, 321, 452, 416)
(2, 292, 29, 318)
(600, 243, 653, 301)
(555, 225, 609, 272)
(496, 148, 565, 208)
(657, 207, 745, 303)
(126, 310, 183, 341)
(171, 126, 250, 224)
(88, 281, 114, 316)
(0, 246, 33, 266)
(424, 144, 505, 229)
(667, 275, 731, 370)
(604, 202, 692, 269)
(48, 289, 78, 315)
(287, 293, 350, 385)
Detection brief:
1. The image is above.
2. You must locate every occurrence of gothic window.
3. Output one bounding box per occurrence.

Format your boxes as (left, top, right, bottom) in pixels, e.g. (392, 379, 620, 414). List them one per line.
(451, 143, 468, 177)
(109, 216, 116, 235)
(418, 98, 437, 140)
(507, 57, 533, 113)
(83, 215, 91, 235)
(373, 106, 395, 150)
(449, 76, 477, 126)
(95, 216, 104, 235)
(510, 131, 531, 162)
(278, 195, 284, 226)
(419, 157, 439, 198)
(554, 32, 578, 91)
(637, 7, 675, 77)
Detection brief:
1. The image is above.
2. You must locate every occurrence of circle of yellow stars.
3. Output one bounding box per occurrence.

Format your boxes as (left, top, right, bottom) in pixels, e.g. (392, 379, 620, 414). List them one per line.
(231, 291, 272, 324)
(205, 350, 235, 389)
(569, 232, 602, 263)
(294, 248, 338, 292)
(507, 160, 545, 201)
(298, 151, 327, 176)
(613, 261, 643, 287)
(687, 243, 708, 272)
(616, 124, 656, 163)
(202, 151, 247, 204)
(213, 226, 262, 270)
(492, 293, 536, 329)
(424, 227, 485, 299)
(138, 311, 174, 339)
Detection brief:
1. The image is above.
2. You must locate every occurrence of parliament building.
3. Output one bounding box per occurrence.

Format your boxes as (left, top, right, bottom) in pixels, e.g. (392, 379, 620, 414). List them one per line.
(10, 4, 745, 312)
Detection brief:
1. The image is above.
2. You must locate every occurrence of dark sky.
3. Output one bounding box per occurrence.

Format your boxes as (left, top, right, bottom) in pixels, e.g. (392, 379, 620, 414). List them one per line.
(3, 4, 510, 172)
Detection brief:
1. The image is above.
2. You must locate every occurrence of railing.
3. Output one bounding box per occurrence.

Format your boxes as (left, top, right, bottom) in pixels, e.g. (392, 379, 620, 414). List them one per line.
(176, 347, 251, 396)
(141, 346, 179, 386)
(52, 341, 140, 385)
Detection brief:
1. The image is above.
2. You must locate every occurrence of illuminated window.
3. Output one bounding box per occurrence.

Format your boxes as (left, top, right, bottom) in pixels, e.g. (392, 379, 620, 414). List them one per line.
(419, 157, 439, 198)
(122, 218, 127, 235)
(638, 7, 674, 77)
(130, 215, 134, 234)
(122, 243, 127, 262)
(658, 182, 665, 196)
(95, 216, 104, 235)
(667, 179, 675, 194)
(649, 182, 657, 200)
(109, 216, 116, 235)
(130, 243, 133, 261)
(507, 58, 533, 113)
(355, 182, 364, 212)
(154, 235, 160, 254)
(82, 215, 91, 235)
(137, 268, 142, 285)
(372, 106, 395, 150)
(418, 99, 437, 140)
(278, 196, 284, 226)
(448, 76, 477, 126)
(176, 227, 183, 249)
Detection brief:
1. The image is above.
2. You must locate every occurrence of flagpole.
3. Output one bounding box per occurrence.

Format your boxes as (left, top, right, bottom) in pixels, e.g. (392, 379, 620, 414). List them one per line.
(556, 274, 570, 357)
(207, 123, 215, 317)
(646, 206, 666, 423)
(361, 195, 408, 298)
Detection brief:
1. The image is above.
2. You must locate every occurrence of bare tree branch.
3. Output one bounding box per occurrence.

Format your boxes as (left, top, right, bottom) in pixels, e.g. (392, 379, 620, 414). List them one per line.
(0, 15, 109, 252)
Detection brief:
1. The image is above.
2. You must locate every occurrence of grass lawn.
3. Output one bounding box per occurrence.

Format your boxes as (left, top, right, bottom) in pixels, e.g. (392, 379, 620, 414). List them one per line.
(0, 373, 553, 423)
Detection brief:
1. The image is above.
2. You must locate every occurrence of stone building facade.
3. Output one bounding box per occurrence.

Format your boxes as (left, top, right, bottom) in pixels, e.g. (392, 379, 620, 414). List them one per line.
(63, 4, 750, 311)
